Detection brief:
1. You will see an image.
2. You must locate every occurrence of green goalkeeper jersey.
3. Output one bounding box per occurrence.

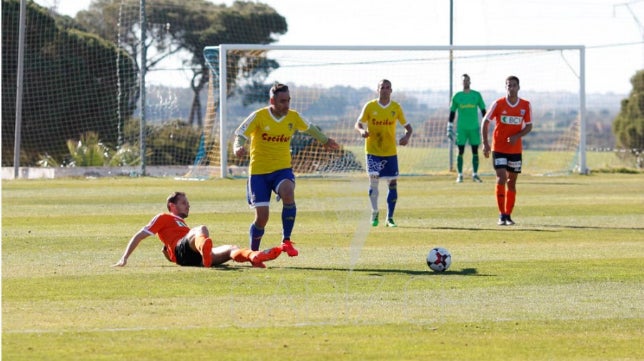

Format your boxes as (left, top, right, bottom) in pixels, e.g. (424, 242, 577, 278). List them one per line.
(450, 90, 486, 130)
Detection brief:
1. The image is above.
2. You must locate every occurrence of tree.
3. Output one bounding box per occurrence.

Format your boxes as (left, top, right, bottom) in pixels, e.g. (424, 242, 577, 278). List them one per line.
(76, 0, 287, 126)
(612, 70, 644, 165)
(1, 0, 138, 166)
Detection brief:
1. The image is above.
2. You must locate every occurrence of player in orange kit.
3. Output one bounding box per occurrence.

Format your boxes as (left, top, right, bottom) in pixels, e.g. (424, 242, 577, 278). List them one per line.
(113, 192, 281, 268)
(481, 75, 533, 226)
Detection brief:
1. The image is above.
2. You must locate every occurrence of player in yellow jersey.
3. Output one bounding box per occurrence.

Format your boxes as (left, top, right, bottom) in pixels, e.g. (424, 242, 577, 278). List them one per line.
(355, 79, 413, 227)
(234, 83, 339, 256)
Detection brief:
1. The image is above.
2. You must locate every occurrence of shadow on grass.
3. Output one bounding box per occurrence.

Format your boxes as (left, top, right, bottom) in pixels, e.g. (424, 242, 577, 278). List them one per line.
(430, 225, 644, 231)
(276, 266, 490, 277)
(535, 224, 644, 231)
(429, 226, 559, 232)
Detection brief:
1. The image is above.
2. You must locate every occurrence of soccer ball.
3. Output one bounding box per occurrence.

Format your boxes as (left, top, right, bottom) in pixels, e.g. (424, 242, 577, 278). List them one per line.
(426, 247, 451, 272)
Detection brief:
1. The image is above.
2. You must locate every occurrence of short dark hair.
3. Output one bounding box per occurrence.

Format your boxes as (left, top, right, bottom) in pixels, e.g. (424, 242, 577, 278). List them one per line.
(378, 79, 391, 87)
(269, 83, 289, 98)
(506, 75, 520, 85)
(167, 191, 186, 211)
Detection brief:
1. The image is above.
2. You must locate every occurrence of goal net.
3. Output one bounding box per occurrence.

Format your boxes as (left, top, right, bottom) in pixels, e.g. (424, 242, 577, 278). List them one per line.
(197, 44, 586, 178)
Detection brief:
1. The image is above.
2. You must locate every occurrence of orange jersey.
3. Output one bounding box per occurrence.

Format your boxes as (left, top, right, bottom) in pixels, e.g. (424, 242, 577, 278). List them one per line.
(142, 213, 190, 262)
(487, 97, 532, 154)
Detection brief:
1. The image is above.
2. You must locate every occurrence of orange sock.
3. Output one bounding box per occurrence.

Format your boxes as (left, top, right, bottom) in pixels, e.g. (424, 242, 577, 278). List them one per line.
(230, 248, 253, 263)
(506, 190, 516, 216)
(495, 184, 506, 214)
(195, 235, 212, 267)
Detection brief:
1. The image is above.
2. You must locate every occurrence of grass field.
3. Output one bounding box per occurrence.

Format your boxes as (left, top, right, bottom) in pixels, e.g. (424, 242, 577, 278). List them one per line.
(2, 173, 643, 360)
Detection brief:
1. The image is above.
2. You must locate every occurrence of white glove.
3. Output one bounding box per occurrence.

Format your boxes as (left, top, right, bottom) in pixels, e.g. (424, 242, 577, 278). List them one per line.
(447, 123, 455, 140)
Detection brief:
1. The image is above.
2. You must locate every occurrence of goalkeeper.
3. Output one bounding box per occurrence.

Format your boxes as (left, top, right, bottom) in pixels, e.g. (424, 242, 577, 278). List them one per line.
(447, 73, 486, 183)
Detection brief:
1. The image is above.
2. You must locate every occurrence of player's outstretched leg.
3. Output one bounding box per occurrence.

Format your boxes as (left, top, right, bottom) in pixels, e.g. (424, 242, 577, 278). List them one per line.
(250, 246, 283, 268)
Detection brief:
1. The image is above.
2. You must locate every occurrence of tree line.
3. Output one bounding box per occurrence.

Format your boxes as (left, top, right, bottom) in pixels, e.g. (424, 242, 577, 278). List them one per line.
(2, 0, 287, 166)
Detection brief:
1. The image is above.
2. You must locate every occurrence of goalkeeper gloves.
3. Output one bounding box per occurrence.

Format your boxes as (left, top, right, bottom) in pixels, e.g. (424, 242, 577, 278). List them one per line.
(447, 123, 455, 140)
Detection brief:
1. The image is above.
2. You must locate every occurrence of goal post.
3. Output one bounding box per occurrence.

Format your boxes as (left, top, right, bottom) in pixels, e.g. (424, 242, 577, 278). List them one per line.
(204, 44, 587, 178)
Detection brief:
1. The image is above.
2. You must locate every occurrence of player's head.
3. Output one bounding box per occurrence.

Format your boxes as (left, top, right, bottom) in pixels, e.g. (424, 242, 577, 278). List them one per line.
(462, 74, 471, 89)
(269, 82, 291, 117)
(167, 191, 190, 218)
(377, 79, 392, 102)
(506, 75, 520, 86)
(269, 82, 289, 99)
(505, 75, 520, 97)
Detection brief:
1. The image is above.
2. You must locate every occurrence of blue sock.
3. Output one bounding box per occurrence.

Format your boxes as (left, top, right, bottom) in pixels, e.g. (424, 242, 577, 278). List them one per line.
(249, 223, 264, 251)
(282, 203, 296, 241)
(387, 183, 398, 219)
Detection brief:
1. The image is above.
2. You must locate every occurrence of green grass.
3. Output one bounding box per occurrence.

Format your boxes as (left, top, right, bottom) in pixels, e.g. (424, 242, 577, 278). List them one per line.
(2, 174, 643, 360)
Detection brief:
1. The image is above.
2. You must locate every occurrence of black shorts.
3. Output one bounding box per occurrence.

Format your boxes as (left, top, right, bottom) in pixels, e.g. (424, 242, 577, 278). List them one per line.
(174, 236, 203, 267)
(492, 152, 522, 173)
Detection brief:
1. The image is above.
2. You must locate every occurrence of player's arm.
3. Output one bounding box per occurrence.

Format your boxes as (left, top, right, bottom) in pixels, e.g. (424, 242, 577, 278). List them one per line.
(481, 115, 492, 158)
(355, 103, 370, 138)
(233, 113, 255, 157)
(447, 111, 456, 139)
(354, 118, 369, 138)
(304, 124, 339, 150)
(112, 229, 150, 267)
(233, 134, 248, 158)
(508, 123, 533, 145)
(399, 123, 413, 146)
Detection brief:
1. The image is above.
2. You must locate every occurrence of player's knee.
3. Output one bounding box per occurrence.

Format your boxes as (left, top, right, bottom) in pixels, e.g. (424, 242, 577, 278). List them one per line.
(195, 225, 209, 237)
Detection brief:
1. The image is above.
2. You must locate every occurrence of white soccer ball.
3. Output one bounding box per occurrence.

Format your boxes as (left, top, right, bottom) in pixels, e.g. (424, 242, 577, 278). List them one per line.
(426, 247, 451, 272)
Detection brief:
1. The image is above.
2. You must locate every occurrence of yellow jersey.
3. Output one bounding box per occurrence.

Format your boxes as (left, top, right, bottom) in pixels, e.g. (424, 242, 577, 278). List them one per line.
(236, 107, 310, 175)
(357, 100, 408, 156)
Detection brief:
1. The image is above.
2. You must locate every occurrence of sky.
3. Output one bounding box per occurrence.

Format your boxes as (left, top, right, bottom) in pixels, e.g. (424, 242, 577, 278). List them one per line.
(36, 0, 644, 94)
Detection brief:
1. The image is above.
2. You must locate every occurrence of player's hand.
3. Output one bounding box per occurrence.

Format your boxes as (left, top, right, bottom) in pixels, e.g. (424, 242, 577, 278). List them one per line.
(446, 123, 455, 140)
(358, 129, 369, 138)
(482, 144, 491, 158)
(234, 146, 246, 158)
(507, 135, 518, 145)
(162, 246, 173, 263)
(399, 133, 411, 146)
(324, 138, 340, 150)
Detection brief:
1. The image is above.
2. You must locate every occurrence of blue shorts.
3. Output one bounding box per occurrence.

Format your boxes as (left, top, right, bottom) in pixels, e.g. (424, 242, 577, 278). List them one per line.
(492, 152, 522, 173)
(366, 154, 399, 179)
(247, 168, 295, 207)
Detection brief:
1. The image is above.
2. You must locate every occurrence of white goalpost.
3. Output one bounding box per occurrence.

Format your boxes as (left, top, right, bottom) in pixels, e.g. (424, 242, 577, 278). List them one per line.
(202, 44, 587, 179)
